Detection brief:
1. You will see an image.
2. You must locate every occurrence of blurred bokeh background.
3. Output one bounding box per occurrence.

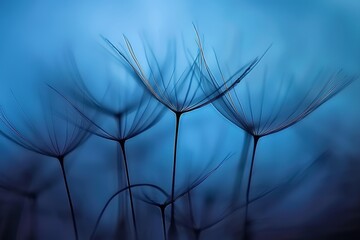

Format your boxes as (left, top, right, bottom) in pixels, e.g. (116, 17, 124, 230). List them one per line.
(1, 0, 360, 239)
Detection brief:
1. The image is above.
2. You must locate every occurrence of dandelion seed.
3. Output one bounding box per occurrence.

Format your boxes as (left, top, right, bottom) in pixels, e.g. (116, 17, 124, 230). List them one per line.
(211, 66, 355, 239)
(49, 54, 166, 239)
(0, 72, 93, 240)
(102, 26, 264, 237)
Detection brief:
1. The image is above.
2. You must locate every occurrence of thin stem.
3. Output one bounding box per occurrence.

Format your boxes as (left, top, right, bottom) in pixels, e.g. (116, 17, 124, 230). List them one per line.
(15, 197, 27, 240)
(194, 229, 201, 240)
(232, 133, 252, 203)
(90, 184, 167, 240)
(119, 140, 138, 239)
(160, 205, 167, 240)
(18, 194, 37, 240)
(58, 157, 79, 240)
(170, 112, 182, 232)
(116, 143, 123, 239)
(30, 197, 37, 240)
(243, 135, 259, 240)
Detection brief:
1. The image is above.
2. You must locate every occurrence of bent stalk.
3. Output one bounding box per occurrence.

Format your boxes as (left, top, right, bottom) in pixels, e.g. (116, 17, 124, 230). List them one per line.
(90, 184, 167, 240)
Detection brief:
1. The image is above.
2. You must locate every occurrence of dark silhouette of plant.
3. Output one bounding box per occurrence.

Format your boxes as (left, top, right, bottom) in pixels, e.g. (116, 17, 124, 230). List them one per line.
(0, 178, 35, 239)
(89, 183, 168, 240)
(0, 85, 92, 240)
(0, 155, 61, 240)
(177, 191, 237, 240)
(174, 151, 330, 240)
(49, 56, 166, 239)
(90, 152, 231, 240)
(231, 133, 252, 203)
(138, 154, 231, 240)
(102, 27, 265, 238)
(211, 67, 355, 239)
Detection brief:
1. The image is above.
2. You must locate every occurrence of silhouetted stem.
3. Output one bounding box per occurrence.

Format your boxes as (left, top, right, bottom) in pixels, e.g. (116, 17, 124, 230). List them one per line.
(232, 133, 252, 203)
(21, 195, 37, 240)
(14, 197, 26, 240)
(243, 135, 259, 240)
(170, 112, 182, 234)
(58, 157, 78, 240)
(119, 140, 138, 239)
(90, 184, 167, 240)
(160, 205, 167, 240)
(30, 197, 37, 240)
(116, 144, 123, 239)
(194, 229, 201, 240)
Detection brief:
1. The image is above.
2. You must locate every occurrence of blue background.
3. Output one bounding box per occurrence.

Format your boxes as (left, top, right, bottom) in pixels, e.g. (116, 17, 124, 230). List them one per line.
(1, 1, 360, 239)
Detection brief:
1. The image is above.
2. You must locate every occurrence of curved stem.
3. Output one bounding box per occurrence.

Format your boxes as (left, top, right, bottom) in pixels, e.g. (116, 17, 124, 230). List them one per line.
(119, 140, 138, 239)
(58, 157, 79, 240)
(243, 135, 259, 240)
(170, 112, 182, 232)
(90, 184, 168, 240)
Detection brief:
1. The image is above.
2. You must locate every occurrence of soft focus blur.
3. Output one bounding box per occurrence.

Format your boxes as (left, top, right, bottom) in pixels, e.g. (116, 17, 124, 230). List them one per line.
(1, 0, 360, 239)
